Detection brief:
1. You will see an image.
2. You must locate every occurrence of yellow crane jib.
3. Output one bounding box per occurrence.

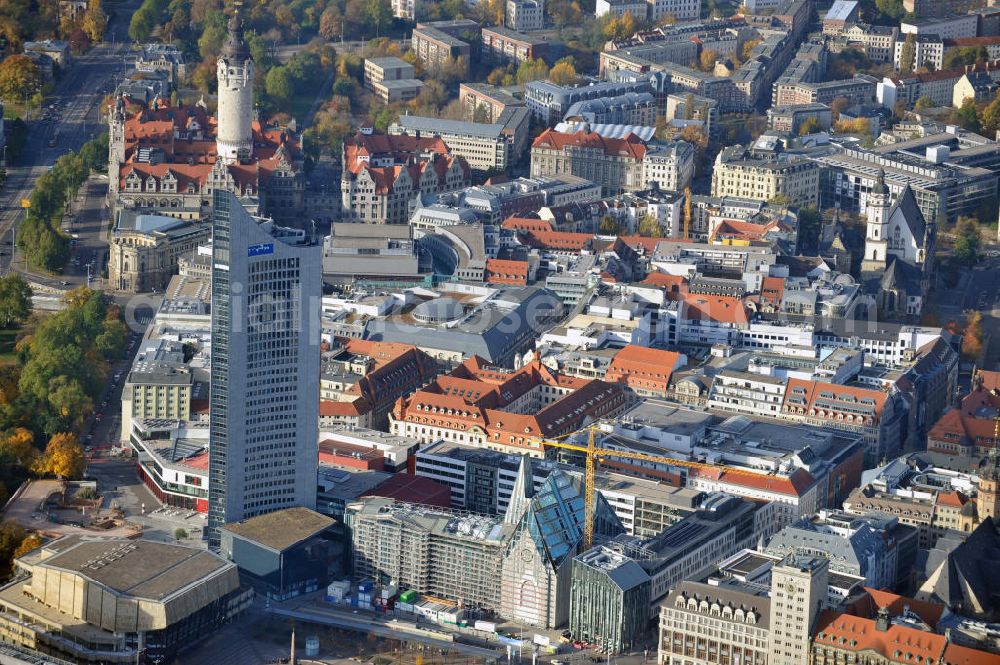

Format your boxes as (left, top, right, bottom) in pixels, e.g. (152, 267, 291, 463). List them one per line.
(537, 425, 781, 550)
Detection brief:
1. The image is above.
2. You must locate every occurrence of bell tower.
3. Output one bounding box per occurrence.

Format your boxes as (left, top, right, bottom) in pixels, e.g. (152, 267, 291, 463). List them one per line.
(978, 446, 1000, 523)
(216, 8, 254, 163)
(862, 169, 890, 275)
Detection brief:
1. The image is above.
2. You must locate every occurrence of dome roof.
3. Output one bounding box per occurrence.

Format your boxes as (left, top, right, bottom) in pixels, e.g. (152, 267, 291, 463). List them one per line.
(412, 297, 464, 324)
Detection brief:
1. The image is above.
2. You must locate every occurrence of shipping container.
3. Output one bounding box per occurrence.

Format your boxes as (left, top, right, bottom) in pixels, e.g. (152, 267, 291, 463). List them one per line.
(474, 621, 497, 633)
(399, 590, 417, 603)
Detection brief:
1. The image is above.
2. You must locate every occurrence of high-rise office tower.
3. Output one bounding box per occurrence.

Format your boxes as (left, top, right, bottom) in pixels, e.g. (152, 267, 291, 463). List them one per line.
(768, 555, 829, 665)
(207, 190, 321, 549)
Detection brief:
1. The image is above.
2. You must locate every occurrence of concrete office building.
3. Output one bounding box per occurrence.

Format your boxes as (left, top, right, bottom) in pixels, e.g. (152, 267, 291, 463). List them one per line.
(481, 26, 548, 65)
(363, 56, 424, 104)
(573, 496, 766, 655)
(389, 107, 531, 172)
(506, 0, 545, 31)
(207, 191, 322, 549)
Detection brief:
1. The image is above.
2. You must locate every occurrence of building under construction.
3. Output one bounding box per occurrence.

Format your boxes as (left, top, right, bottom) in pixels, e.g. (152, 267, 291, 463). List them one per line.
(345, 497, 512, 612)
(345, 465, 625, 627)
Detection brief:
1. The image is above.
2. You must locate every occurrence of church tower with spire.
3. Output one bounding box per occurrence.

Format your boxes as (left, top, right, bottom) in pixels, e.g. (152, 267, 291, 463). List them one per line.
(216, 8, 254, 163)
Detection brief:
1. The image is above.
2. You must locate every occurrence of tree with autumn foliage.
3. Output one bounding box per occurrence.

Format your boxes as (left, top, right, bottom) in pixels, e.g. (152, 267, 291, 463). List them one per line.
(603, 11, 636, 42)
(12, 533, 41, 559)
(961, 311, 985, 362)
(549, 58, 579, 85)
(33, 433, 85, 480)
(0, 428, 36, 469)
(0, 55, 40, 103)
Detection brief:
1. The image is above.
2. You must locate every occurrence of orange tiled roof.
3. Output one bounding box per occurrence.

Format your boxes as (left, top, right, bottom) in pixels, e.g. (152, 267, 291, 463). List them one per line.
(532, 128, 649, 160)
(682, 294, 749, 326)
(936, 490, 969, 509)
(502, 217, 553, 233)
(943, 643, 1000, 665)
(854, 588, 945, 628)
(606, 345, 684, 393)
(485, 258, 529, 286)
(642, 272, 689, 291)
(520, 230, 595, 251)
(814, 611, 947, 665)
(783, 378, 887, 423)
(709, 218, 780, 243)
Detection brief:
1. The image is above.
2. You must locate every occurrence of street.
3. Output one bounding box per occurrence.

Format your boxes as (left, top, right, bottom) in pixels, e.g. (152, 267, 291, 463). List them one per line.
(0, 0, 139, 290)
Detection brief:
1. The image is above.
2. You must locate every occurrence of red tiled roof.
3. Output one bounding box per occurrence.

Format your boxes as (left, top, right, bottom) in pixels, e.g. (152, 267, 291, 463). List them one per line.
(532, 128, 649, 160)
(502, 216, 553, 232)
(783, 378, 887, 423)
(761, 276, 785, 303)
(943, 643, 1000, 665)
(936, 490, 968, 509)
(485, 258, 529, 285)
(709, 218, 780, 243)
(362, 474, 452, 508)
(682, 294, 749, 326)
(606, 345, 685, 393)
(852, 588, 945, 628)
(520, 230, 595, 251)
(642, 272, 689, 291)
(813, 611, 947, 665)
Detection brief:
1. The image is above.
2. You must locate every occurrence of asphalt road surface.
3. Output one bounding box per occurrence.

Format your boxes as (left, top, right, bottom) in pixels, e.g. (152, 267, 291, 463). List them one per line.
(0, 0, 139, 289)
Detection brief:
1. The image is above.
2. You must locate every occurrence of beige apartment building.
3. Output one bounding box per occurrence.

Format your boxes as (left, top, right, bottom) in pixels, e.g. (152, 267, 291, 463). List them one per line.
(121, 361, 194, 441)
(531, 128, 693, 195)
(363, 56, 424, 104)
(711, 149, 819, 207)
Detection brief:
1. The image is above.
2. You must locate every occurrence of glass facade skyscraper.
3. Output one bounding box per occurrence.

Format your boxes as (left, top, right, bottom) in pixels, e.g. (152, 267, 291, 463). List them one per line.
(208, 190, 321, 549)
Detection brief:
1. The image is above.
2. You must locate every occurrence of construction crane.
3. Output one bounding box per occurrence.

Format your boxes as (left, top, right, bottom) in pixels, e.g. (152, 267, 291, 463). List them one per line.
(539, 425, 785, 550)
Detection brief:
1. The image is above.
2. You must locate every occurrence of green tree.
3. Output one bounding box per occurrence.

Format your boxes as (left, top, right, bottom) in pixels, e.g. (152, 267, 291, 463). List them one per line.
(363, 0, 392, 35)
(914, 96, 935, 110)
(265, 67, 295, 105)
(549, 58, 578, 85)
(951, 99, 981, 133)
(46, 376, 92, 431)
(979, 94, 1000, 134)
(0, 274, 32, 328)
(875, 0, 904, 21)
(953, 216, 981, 266)
(197, 10, 228, 59)
(516, 58, 549, 84)
(174, 528, 188, 540)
